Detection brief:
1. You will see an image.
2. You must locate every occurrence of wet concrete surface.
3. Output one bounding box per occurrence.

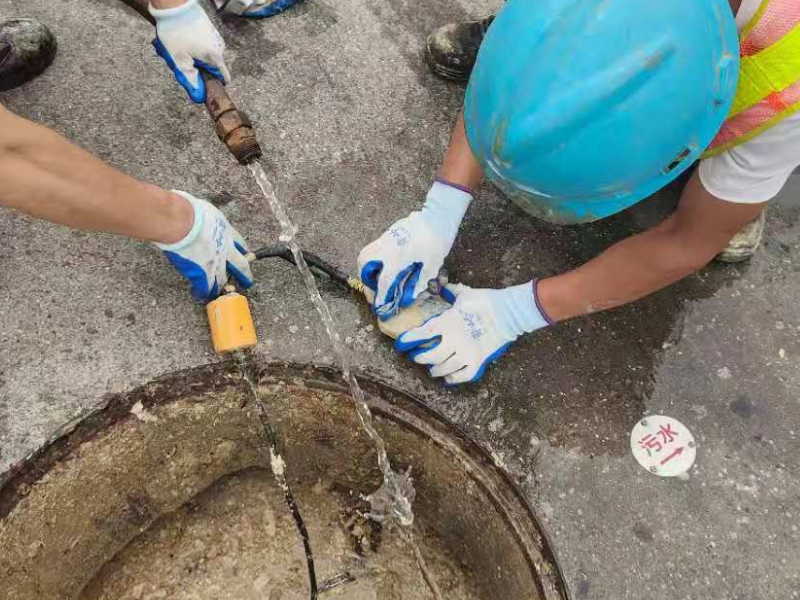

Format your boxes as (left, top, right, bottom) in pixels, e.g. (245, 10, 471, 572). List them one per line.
(1, 0, 799, 598)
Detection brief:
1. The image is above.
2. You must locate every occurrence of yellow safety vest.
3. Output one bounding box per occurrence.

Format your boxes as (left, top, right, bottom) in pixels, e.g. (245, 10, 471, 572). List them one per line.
(703, 0, 800, 157)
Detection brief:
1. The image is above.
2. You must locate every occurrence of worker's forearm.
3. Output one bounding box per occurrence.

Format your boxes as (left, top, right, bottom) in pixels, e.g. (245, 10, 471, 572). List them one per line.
(438, 113, 484, 192)
(0, 107, 192, 244)
(537, 218, 715, 322)
(536, 171, 765, 322)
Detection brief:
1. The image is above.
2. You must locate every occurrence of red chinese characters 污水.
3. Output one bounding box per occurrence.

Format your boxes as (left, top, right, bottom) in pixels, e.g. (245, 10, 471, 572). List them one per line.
(638, 424, 682, 462)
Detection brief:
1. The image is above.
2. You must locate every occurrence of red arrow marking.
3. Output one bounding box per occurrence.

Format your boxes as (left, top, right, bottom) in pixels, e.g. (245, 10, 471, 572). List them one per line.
(660, 446, 685, 465)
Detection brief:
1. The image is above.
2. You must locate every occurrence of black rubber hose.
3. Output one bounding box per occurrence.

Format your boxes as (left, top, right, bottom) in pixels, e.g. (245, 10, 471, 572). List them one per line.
(253, 245, 352, 289)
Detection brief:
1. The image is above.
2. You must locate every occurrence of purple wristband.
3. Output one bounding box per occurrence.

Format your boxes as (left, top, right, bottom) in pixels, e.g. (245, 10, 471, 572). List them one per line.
(435, 177, 475, 197)
(532, 279, 555, 326)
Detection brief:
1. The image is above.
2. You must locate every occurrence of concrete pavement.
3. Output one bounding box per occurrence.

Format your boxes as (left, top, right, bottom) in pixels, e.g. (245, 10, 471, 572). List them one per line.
(1, 0, 798, 597)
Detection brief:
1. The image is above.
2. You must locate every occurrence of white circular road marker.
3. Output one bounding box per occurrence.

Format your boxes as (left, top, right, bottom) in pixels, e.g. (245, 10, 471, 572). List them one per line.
(630, 415, 696, 477)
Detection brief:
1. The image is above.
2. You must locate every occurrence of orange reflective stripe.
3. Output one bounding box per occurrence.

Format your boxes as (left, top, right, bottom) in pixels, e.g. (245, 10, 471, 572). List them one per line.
(741, 0, 800, 55)
(703, 0, 800, 157)
(766, 91, 787, 112)
(704, 79, 800, 156)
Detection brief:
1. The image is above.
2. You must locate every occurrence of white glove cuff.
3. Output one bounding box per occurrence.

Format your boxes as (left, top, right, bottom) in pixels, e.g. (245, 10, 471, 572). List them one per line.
(503, 281, 552, 336)
(154, 191, 204, 251)
(421, 180, 473, 237)
(149, 0, 200, 20)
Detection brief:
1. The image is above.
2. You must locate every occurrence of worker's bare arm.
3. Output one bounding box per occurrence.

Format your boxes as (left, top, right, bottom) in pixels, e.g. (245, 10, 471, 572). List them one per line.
(386, 112, 764, 324)
(437, 113, 484, 193)
(537, 172, 765, 321)
(0, 104, 192, 244)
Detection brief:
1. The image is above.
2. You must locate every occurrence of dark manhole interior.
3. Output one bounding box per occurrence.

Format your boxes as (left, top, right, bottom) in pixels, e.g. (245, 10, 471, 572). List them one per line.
(0, 362, 568, 600)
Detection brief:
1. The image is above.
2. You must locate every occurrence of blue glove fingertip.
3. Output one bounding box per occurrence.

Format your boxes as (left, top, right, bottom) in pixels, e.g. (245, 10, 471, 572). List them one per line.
(163, 250, 214, 302)
(359, 260, 382, 294)
(383, 264, 414, 308)
(207, 280, 221, 302)
(406, 340, 440, 361)
(395, 333, 435, 354)
(398, 265, 422, 310)
(394, 311, 443, 354)
(174, 67, 206, 103)
(381, 270, 406, 311)
(440, 285, 457, 304)
(194, 58, 225, 85)
(376, 263, 419, 321)
(467, 342, 513, 384)
(226, 260, 254, 290)
(152, 38, 206, 103)
(393, 333, 415, 353)
(152, 37, 171, 65)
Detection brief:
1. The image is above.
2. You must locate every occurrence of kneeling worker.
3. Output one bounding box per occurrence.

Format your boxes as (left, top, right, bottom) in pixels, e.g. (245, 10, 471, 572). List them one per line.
(359, 0, 800, 384)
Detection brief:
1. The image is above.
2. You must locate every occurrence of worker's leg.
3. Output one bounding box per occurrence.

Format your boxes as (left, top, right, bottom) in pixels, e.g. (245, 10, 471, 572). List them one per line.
(701, 110, 800, 262)
(0, 18, 57, 91)
(426, 15, 495, 83)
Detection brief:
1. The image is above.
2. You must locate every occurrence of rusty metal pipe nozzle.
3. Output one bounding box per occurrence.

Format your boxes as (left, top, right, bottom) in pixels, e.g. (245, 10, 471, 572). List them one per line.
(120, 0, 263, 165)
(203, 74, 263, 165)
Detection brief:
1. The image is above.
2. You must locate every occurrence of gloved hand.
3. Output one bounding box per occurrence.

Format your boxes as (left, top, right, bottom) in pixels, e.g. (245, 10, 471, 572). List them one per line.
(150, 0, 231, 103)
(395, 282, 552, 385)
(155, 191, 254, 302)
(357, 180, 472, 321)
(216, 0, 303, 18)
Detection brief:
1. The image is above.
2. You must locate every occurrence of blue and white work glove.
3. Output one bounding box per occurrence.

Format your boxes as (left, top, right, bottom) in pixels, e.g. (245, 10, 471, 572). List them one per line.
(214, 0, 304, 18)
(357, 180, 473, 321)
(395, 282, 552, 385)
(155, 191, 254, 302)
(150, 0, 231, 103)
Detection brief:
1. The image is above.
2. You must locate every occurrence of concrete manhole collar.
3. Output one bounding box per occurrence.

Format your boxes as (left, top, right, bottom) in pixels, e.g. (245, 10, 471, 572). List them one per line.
(0, 362, 568, 600)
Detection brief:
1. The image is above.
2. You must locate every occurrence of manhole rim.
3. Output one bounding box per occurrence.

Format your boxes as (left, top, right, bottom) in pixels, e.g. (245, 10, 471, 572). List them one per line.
(0, 360, 570, 600)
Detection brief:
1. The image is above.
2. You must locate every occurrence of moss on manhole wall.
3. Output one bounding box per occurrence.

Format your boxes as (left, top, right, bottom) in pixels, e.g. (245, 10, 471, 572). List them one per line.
(0, 362, 569, 600)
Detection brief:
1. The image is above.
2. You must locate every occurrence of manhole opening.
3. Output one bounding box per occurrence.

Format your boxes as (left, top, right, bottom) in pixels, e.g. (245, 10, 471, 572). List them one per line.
(0, 363, 568, 600)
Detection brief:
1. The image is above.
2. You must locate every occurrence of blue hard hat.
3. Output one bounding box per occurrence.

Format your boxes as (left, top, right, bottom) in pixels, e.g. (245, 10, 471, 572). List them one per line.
(464, 0, 740, 224)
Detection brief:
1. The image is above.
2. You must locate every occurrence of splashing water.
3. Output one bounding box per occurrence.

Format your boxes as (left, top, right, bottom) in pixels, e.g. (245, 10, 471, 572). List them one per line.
(248, 162, 416, 526)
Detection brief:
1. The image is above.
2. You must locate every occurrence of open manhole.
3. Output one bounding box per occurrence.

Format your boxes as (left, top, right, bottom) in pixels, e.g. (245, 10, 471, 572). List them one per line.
(0, 362, 568, 600)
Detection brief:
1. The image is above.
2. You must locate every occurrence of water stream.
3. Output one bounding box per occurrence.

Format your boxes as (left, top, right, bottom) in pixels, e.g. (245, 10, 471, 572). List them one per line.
(247, 162, 443, 600)
(248, 162, 415, 525)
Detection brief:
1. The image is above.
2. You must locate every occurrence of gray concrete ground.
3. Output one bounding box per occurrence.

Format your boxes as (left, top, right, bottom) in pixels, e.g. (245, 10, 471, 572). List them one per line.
(1, 0, 799, 598)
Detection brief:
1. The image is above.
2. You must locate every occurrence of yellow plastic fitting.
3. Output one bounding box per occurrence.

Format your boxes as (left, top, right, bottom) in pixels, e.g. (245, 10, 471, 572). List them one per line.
(206, 291, 258, 354)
